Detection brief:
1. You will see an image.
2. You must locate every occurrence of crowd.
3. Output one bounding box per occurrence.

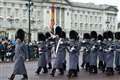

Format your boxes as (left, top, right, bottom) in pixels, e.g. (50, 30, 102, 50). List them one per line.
(0, 39, 15, 62)
(6, 26, 120, 80)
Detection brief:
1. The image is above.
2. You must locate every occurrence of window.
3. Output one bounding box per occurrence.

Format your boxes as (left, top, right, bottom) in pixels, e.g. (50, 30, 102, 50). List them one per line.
(23, 9, 27, 16)
(85, 23, 88, 29)
(92, 12, 95, 15)
(82, 11, 85, 14)
(7, 8, 11, 16)
(37, 11, 41, 16)
(12, 3, 15, 7)
(3, 2, 7, 6)
(90, 16, 92, 22)
(15, 9, 19, 17)
(90, 24, 93, 30)
(0, 7, 2, 16)
(80, 23, 83, 29)
(99, 17, 102, 23)
(75, 14, 77, 19)
(95, 16, 97, 22)
(75, 23, 77, 27)
(99, 24, 102, 29)
(85, 15, 88, 22)
(87, 11, 90, 14)
(80, 15, 82, 21)
(113, 17, 115, 23)
(67, 12, 69, 16)
(95, 24, 98, 29)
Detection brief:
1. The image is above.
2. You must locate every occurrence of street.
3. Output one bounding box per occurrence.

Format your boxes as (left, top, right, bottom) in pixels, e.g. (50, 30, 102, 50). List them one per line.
(1, 61, 120, 80)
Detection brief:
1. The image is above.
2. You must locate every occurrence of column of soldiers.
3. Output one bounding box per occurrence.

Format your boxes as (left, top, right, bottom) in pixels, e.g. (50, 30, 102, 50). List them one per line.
(9, 27, 120, 80)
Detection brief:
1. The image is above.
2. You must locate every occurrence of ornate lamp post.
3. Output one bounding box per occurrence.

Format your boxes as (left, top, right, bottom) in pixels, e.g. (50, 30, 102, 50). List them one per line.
(26, 0, 33, 44)
(26, 0, 33, 60)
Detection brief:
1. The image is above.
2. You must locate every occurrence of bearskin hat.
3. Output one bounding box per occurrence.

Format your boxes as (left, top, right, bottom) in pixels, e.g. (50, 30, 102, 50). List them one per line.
(107, 31, 113, 40)
(15, 29, 25, 41)
(103, 31, 108, 40)
(115, 32, 120, 40)
(38, 32, 46, 41)
(60, 31, 66, 38)
(98, 34, 103, 41)
(55, 26, 62, 36)
(90, 31, 97, 39)
(83, 33, 90, 39)
(69, 30, 78, 40)
(45, 32, 51, 39)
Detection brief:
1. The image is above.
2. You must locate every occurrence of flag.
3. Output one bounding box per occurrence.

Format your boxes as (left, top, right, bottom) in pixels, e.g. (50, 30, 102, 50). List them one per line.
(50, 0, 55, 33)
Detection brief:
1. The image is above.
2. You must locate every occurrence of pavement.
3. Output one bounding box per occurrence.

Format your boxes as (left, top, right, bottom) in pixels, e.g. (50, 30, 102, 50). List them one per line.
(1, 52, 120, 80)
(1, 61, 120, 80)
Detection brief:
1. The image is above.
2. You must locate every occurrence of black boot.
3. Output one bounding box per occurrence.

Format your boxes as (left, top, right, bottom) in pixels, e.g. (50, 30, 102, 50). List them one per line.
(59, 68, 64, 75)
(93, 65, 98, 74)
(73, 70, 78, 77)
(106, 67, 114, 76)
(50, 68, 56, 77)
(63, 62, 66, 71)
(99, 61, 103, 70)
(77, 64, 80, 72)
(85, 63, 90, 71)
(67, 70, 73, 78)
(89, 65, 93, 73)
(117, 66, 120, 74)
(81, 62, 85, 69)
(48, 63, 52, 69)
(35, 67, 41, 75)
(43, 66, 48, 73)
(8, 74, 15, 80)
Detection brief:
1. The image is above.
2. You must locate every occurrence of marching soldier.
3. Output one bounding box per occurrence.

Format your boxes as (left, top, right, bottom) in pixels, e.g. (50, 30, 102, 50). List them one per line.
(45, 32, 52, 69)
(50, 26, 67, 77)
(81, 33, 91, 71)
(89, 31, 98, 74)
(67, 30, 80, 78)
(104, 31, 115, 76)
(97, 34, 106, 72)
(115, 32, 120, 74)
(9, 29, 28, 80)
(35, 33, 48, 75)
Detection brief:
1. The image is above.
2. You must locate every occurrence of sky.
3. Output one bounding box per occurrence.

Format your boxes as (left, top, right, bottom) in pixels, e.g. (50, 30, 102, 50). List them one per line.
(70, 0, 120, 22)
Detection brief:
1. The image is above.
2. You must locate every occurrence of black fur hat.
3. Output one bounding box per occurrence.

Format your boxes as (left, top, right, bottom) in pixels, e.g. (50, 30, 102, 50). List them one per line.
(15, 29, 25, 41)
(90, 31, 97, 39)
(60, 31, 66, 38)
(107, 31, 113, 40)
(83, 33, 90, 39)
(103, 31, 108, 40)
(38, 32, 46, 41)
(98, 34, 103, 41)
(115, 32, 120, 40)
(55, 26, 62, 36)
(45, 32, 51, 39)
(69, 30, 78, 40)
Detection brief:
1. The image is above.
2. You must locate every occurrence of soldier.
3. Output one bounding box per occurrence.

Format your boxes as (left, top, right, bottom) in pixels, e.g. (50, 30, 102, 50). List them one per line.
(81, 33, 90, 71)
(89, 31, 98, 74)
(45, 32, 52, 69)
(50, 26, 68, 77)
(104, 31, 115, 76)
(9, 29, 28, 80)
(67, 30, 80, 78)
(97, 34, 106, 72)
(35, 33, 48, 75)
(115, 32, 120, 74)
